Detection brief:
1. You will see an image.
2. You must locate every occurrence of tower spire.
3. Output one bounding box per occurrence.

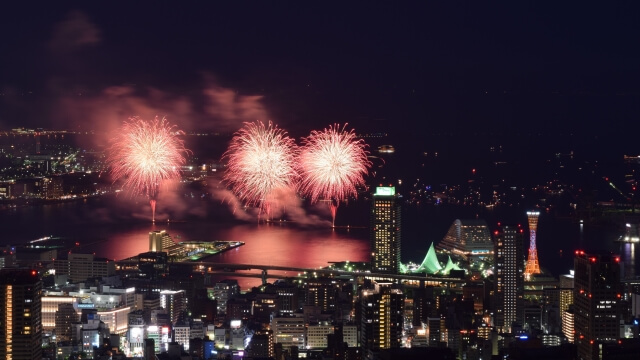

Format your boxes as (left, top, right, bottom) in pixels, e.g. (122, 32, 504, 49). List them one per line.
(524, 211, 541, 279)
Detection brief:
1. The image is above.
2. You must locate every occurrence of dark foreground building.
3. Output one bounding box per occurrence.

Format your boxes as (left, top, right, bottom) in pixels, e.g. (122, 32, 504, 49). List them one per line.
(0, 268, 43, 360)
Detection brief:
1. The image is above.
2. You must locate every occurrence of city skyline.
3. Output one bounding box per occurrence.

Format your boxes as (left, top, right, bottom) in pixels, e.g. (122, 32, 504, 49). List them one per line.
(2, 3, 640, 359)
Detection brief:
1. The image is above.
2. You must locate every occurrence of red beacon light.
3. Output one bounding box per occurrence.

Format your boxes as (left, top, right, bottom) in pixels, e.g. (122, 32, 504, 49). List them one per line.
(590, 257, 597, 263)
(615, 257, 620, 263)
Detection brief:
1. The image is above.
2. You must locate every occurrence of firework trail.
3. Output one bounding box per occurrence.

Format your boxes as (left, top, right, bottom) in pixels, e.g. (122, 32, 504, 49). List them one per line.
(223, 121, 298, 219)
(299, 124, 371, 226)
(107, 116, 188, 222)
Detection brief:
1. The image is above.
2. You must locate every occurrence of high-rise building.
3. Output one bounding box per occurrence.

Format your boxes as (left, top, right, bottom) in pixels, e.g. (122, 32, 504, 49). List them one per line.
(360, 282, 404, 360)
(0, 268, 43, 360)
(160, 290, 186, 324)
(370, 186, 401, 274)
(573, 251, 621, 360)
(524, 211, 542, 279)
(559, 271, 574, 342)
(437, 219, 493, 258)
(494, 226, 524, 333)
(149, 230, 174, 253)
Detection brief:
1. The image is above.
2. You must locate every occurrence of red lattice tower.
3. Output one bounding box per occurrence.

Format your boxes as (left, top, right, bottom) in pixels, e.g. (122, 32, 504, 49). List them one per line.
(524, 211, 541, 279)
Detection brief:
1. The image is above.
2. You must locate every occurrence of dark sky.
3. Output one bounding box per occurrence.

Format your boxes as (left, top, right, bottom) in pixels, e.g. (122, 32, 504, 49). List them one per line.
(1, 2, 640, 143)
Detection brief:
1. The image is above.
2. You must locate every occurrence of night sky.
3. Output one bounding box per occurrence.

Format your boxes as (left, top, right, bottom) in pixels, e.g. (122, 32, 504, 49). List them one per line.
(1, 2, 640, 146)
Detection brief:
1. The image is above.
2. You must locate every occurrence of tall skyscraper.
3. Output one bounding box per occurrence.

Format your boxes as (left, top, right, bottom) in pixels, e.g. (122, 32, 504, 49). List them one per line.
(370, 186, 401, 274)
(573, 251, 621, 360)
(524, 211, 541, 279)
(0, 268, 43, 360)
(360, 282, 405, 360)
(494, 226, 524, 333)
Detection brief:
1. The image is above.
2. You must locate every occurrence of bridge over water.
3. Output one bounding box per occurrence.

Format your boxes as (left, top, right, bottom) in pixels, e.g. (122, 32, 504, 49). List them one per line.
(117, 259, 468, 286)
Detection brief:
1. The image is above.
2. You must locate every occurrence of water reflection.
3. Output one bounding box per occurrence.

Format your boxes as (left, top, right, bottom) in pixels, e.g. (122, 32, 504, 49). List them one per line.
(86, 222, 370, 289)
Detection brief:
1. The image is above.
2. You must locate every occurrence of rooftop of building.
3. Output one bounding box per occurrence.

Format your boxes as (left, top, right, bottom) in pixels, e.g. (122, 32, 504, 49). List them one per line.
(0, 268, 40, 284)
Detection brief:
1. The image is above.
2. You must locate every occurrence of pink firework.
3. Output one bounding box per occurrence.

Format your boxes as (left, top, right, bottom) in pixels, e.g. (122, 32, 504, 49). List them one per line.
(299, 124, 371, 226)
(223, 121, 298, 219)
(108, 116, 188, 222)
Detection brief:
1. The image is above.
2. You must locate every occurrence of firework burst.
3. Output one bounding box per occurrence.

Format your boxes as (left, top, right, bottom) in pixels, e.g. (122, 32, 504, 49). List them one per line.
(107, 116, 188, 222)
(299, 124, 371, 226)
(223, 121, 298, 218)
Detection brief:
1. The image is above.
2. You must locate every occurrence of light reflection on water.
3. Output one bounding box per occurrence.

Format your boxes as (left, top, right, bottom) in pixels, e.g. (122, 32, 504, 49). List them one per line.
(89, 222, 369, 265)
(86, 222, 370, 289)
(2, 197, 370, 289)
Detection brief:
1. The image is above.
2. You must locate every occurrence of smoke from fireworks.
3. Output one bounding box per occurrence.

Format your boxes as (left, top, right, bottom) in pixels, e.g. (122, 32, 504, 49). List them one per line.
(299, 124, 371, 226)
(223, 121, 298, 218)
(107, 116, 188, 222)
